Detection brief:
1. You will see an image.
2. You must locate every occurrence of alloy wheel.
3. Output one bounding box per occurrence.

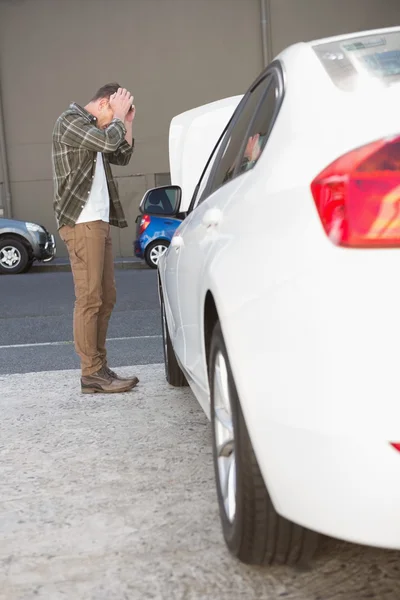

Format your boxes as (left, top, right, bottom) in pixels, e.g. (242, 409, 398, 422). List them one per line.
(161, 300, 169, 376)
(213, 350, 236, 523)
(0, 245, 22, 269)
(149, 244, 168, 266)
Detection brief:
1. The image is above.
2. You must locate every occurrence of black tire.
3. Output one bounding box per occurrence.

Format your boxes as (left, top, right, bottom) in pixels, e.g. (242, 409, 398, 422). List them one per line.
(160, 289, 188, 387)
(0, 238, 30, 275)
(145, 240, 170, 269)
(209, 322, 319, 566)
(22, 258, 34, 273)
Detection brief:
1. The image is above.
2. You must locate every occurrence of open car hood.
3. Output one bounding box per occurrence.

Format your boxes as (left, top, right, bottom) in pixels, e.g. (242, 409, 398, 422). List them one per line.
(168, 95, 243, 211)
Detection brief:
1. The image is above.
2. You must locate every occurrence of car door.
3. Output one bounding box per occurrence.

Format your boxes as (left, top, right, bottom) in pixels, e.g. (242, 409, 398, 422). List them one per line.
(173, 71, 280, 389)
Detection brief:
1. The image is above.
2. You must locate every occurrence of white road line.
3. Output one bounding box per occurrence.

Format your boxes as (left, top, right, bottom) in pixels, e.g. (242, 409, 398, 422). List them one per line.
(0, 335, 162, 350)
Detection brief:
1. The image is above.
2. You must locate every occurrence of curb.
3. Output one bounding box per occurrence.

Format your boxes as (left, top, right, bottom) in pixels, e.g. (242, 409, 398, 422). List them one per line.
(31, 260, 149, 273)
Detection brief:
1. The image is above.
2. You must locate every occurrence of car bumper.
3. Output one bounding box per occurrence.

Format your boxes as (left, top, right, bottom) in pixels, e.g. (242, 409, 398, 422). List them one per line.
(254, 426, 400, 549)
(133, 239, 144, 259)
(220, 245, 400, 549)
(33, 233, 56, 262)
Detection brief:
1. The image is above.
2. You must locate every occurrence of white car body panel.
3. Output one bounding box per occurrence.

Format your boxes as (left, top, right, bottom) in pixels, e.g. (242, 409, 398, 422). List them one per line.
(159, 26, 400, 549)
(168, 96, 242, 211)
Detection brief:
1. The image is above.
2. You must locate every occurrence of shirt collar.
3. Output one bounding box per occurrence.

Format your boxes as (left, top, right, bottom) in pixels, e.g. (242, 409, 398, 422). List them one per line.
(69, 102, 97, 124)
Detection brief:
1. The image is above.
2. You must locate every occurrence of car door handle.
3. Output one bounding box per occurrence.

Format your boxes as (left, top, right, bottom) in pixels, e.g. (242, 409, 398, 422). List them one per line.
(202, 208, 222, 229)
(171, 235, 184, 249)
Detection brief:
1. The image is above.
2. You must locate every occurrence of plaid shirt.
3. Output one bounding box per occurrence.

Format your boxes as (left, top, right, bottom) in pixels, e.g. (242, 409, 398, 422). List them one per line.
(52, 103, 134, 229)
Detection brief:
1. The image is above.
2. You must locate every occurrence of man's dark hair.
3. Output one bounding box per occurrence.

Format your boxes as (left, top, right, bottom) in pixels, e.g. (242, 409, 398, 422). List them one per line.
(91, 82, 121, 102)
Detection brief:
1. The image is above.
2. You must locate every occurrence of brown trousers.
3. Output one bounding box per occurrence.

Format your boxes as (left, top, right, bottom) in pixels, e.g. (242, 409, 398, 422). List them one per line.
(59, 221, 116, 376)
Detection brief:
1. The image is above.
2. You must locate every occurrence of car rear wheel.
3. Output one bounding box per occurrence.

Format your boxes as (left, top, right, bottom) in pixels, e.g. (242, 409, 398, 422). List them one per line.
(0, 238, 30, 275)
(160, 290, 188, 387)
(145, 240, 170, 269)
(209, 322, 319, 566)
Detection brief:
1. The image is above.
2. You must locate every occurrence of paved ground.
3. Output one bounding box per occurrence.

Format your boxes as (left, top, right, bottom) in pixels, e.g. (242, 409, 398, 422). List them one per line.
(2, 271, 400, 599)
(0, 270, 162, 374)
(2, 365, 400, 600)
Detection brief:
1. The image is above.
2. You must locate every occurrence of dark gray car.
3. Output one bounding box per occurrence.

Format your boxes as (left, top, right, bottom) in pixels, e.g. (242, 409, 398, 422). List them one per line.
(0, 217, 56, 274)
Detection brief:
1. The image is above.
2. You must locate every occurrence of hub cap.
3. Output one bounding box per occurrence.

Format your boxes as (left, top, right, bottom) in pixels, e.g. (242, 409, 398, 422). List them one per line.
(149, 244, 168, 266)
(0, 245, 22, 269)
(213, 351, 236, 523)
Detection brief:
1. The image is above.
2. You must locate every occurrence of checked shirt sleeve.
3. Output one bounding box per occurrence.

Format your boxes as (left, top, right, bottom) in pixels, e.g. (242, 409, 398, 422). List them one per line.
(60, 114, 127, 153)
(108, 139, 134, 166)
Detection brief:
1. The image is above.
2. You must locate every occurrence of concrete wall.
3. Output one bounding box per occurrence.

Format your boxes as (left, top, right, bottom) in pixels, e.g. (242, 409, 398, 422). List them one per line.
(0, 85, 4, 216)
(0, 0, 263, 257)
(269, 0, 400, 56)
(0, 0, 399, 256)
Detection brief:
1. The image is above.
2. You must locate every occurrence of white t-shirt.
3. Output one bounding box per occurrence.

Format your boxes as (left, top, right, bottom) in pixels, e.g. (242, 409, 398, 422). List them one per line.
(76, 152, 110, 224)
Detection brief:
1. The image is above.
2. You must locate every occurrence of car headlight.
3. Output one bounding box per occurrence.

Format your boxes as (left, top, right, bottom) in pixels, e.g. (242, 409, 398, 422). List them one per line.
(25, 222, 45, 233)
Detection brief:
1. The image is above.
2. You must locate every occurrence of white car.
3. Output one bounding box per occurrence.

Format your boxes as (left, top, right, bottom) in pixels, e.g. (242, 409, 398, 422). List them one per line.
(140, 26, 400, 566)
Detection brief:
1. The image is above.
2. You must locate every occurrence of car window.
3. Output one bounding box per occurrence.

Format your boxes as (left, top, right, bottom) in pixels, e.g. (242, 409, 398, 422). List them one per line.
(235, 79, 278, 176)
(206, 75, 272, 196)
(313, 31, 400, 91)
(190, 134, 226, 209)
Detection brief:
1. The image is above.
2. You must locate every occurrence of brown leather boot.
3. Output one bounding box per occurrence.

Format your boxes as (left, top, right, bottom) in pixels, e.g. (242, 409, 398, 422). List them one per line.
(81, 366, 138, 394)
(103, 365, 139, 388)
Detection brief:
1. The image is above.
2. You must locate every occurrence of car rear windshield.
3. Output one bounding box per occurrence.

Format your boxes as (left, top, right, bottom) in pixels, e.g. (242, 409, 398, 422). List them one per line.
(313, 31, 400, 91)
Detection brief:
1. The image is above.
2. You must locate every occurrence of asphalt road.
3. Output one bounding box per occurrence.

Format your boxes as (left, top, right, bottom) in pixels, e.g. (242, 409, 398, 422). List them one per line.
(0, 269, 163, 374)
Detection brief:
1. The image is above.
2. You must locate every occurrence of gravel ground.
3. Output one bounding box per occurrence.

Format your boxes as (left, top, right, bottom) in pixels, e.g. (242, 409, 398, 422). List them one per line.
(1, 365, 400, 600)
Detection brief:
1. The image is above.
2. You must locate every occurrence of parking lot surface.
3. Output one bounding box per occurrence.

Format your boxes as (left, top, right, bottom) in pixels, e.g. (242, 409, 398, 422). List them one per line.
(2, 365, 400, 599)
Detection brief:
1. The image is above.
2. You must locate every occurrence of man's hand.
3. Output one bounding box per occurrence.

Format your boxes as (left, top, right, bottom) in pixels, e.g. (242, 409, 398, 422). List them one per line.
(243, 133, 261, 163)
(124, 106, 134, 146)
(125, 104, 136, 124)
(110, 88, 134, 122)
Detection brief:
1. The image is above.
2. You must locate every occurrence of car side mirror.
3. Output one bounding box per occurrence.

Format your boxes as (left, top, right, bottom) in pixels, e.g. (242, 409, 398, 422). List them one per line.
(139, 185, 182, 217)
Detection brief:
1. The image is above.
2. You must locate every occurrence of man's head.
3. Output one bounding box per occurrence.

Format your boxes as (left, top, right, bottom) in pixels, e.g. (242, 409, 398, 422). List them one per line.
(85, 82, 121, 129)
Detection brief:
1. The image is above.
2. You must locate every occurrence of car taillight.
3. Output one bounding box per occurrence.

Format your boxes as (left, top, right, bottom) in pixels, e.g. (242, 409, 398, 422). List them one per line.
(311, 135, 400, 247)
(139, 214, 151, 234)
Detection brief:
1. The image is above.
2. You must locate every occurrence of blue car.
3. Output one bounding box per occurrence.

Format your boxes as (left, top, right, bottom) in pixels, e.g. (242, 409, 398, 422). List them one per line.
(134, 213, 181, 268)
(134, 185, 184, 268)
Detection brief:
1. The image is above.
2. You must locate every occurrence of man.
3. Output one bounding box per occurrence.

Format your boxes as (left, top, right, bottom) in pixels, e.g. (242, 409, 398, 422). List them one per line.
(52, 83, 139, 394)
